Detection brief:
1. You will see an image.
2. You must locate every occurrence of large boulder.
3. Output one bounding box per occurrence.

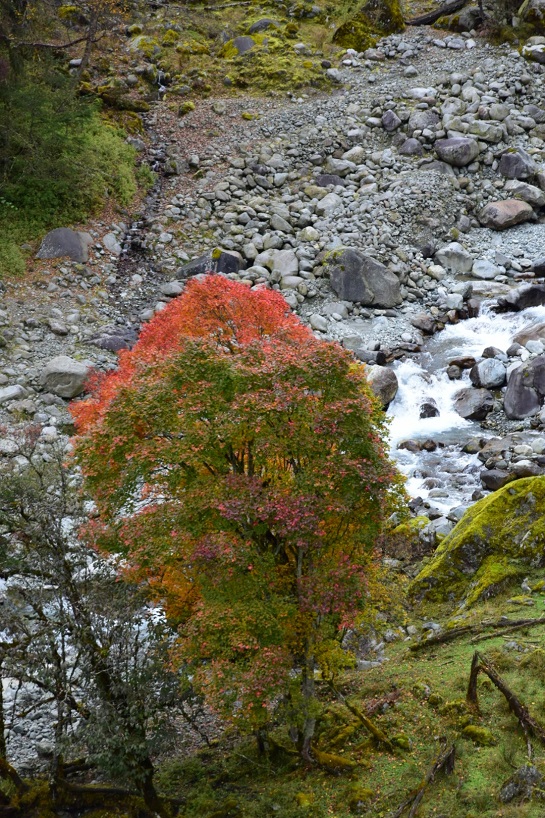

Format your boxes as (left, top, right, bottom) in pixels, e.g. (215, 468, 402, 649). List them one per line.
(470, 359, 506, 389)
(498, 147, 537, 180)
(365, 365, 398, 407)
(37, 228, 93, 263)
(504, 355, 545, 418)
(453, 387, 494, 420)
(409, 476, 545, 604)
(497, 284, 545, 311)
(478, 200, 535, 230)
(435, 137, 480, 167)
(325, 248, 401, 307)
(40, 356, 90, 399)
(520, 0, 545, 33)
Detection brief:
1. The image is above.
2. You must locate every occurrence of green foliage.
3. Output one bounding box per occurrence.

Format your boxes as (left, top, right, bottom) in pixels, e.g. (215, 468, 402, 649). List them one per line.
(74, 277, 404, 751)
(0, 58, 139, 277)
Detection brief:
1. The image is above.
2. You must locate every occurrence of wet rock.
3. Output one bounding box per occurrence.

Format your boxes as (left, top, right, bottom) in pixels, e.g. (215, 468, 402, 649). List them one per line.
(454, 387, 494, 420)
(470, 359, 506, 389)
(497, 284, 545, 311)
(326, 248, 401, 307)
(37, 228, 93, 263)
(410, 313, 437, 334)
(420, 398, 439, 418)
(435, 137, 480, 167)
(365, 365, 398, 407)
(40, 356, 90, 399)
(478, 200, 535, 230)
(504, 356, 545, 419)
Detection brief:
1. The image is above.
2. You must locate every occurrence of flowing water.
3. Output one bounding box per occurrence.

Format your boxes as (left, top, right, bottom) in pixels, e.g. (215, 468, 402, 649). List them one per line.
(387, 303, 545, 513)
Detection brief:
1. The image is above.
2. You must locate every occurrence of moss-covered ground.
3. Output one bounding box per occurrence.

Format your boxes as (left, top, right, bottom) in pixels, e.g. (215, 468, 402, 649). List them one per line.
(143, 570, 545, 818)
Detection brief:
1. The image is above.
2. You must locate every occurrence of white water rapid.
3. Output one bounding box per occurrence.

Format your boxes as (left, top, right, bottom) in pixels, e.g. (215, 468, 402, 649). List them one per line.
(387, 303, 545, 512)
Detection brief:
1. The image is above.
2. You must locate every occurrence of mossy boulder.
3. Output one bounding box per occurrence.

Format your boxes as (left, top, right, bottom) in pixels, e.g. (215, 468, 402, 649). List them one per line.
(333, 0, 404, 52)
(409, 477, 545, 605)
(130, 34, 161, 60)
(519, 0, 545, 33)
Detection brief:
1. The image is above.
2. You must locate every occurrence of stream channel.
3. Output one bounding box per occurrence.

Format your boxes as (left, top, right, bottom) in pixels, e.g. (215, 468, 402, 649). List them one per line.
(387, 301, 545, 515)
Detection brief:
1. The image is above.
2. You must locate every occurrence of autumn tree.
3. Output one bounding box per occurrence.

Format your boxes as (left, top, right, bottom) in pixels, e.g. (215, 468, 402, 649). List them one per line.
(73, 276, 404, 761)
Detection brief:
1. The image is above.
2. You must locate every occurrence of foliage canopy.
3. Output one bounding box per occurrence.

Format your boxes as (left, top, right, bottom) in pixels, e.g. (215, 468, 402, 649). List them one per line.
(73, 277, 403, 755)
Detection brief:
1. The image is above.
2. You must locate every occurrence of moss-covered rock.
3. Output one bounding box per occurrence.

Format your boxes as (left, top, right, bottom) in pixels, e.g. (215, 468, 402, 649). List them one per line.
(519, 0, 545, 33)
(462, 725, 497, 746)
(409, 477, 545, 605)
(332, 0, 404, 52)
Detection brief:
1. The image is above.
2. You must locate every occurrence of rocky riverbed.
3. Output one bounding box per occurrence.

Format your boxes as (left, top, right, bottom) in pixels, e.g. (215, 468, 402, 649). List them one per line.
(7, 24, 545, 766)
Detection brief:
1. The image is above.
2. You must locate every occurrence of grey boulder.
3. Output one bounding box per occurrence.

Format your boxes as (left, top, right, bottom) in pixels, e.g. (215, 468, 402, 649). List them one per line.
(40, 356, 90, 399)
(326, 248, 401, 307)
(504, 355, 545, 419)
(453, 387, 494, 420)
(435, 138, 480, 167)
(366, 366, 399, 408)
(435, 242, 473, 273)
(499, 148, 537, 180)
(37, 228, 93, 263)
(469, 359, 506, 389)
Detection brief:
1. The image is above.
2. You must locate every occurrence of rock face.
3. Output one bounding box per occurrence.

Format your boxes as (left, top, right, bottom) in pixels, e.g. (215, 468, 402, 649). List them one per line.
(409, 476, 545, 605)
(365, 365, 399, 407)
(435, 137, 480, 167)
(37, 228, 93, 263)
(504, 355, 545, 418)
(40, 356, 90, 399)
(326, 248, 401, 307)
(478, 199, 535, 230)
(453, 387, 494, 420)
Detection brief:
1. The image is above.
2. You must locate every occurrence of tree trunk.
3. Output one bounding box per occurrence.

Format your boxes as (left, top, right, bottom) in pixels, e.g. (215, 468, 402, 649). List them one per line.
(0, 659, 6, 760)
(300, 660, 316, 763)
(139, 757, 171, 818)
(77, 7, 99, 78)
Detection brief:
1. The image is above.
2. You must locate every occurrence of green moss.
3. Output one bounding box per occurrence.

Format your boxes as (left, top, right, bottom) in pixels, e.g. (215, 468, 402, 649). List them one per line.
(179, 101, 196, 115)
(462, 725, 497, 746)
(409, 477, 545, 605)
(332, 0, 404, 51)
(130, 35, 161, 60)
(348, 785, 374, 811)
(162, 29, 180, 46)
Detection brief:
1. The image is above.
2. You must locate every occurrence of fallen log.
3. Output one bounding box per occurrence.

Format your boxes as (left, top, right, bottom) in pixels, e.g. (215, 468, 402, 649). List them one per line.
(466, 651, 545, 755)
(328, 682, 395, 753)
(392, 742, 456, 818)
(405, 0, 469, 25)
(409, 616, 545, 653)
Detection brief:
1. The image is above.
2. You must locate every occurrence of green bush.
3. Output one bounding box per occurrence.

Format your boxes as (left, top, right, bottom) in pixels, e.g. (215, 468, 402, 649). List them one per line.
(0, 58, 140, 277)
